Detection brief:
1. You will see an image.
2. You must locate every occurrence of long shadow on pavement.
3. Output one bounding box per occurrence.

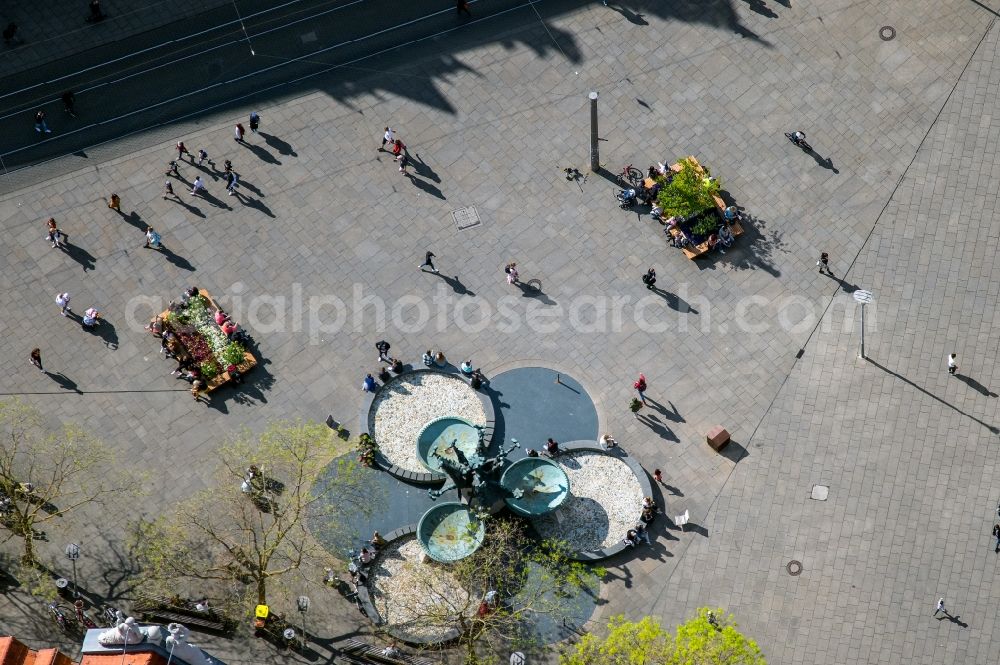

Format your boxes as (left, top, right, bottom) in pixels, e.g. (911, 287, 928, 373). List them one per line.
(867, 357, 1000, 434)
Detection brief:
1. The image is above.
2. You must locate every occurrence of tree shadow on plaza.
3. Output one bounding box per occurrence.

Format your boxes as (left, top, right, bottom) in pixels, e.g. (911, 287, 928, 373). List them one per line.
(231, 358, 275, 407)
(867, 358, 1000, 434)
(707, 213, 784, 277)
(955, 373, 998, 397)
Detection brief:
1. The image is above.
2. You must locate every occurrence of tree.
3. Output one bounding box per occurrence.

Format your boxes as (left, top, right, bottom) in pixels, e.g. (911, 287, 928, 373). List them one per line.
(377, 517, 604, 665)
(560, 609, 766, 665)
(132, 421, 368, 616)
(0, 399, 140, 565)
(656, 158, 721, 219)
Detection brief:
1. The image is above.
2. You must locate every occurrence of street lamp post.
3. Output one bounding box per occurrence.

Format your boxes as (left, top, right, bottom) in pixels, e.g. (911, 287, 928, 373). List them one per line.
(588, 91, 599, 171)
(64, 543, 80, 598)
(852, 290, 874, 359)
(296, 595, 310, 649)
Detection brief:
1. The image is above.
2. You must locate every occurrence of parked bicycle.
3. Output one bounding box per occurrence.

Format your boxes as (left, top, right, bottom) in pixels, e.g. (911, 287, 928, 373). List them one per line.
(47, 602, 74, 633)
(618, 164, 643, 188)
(74, 600, 98, 629)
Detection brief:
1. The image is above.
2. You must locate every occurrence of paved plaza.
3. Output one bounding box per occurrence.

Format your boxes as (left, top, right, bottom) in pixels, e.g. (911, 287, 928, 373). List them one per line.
(2, 0, 1000, 662)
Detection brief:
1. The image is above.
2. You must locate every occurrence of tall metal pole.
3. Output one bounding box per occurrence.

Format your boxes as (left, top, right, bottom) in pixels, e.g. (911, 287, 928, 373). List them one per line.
(859, 303, 865, 359)
(588, 91, 599, 171)
(65, 543, 80, 598)
(852, 290, 873, 360)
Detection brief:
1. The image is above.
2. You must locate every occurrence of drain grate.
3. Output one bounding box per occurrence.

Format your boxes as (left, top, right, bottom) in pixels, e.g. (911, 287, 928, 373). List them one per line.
(786, 560, 803, 576)
(879, 26, 896, 41)
(452, 206, 482, 231)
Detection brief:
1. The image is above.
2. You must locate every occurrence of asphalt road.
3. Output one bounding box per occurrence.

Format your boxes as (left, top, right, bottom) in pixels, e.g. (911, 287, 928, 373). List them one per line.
(0, 0, 558, 175)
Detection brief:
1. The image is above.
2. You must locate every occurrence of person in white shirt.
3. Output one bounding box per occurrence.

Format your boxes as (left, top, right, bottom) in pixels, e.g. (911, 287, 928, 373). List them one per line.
(190, 176, 205, 196)
(380, 126, 394, 151)
(55, 292, 71, 316)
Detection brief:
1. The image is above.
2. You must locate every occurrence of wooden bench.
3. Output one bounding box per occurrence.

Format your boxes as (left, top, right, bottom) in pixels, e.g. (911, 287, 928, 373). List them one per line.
(678, 221, 744, 259)
(132, 596, 231, 633)
(340, 638, 434, 665)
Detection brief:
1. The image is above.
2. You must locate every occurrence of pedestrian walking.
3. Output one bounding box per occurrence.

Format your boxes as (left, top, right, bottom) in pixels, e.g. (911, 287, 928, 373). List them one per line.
(380, 126, 394, 151)
(190, 176, 205, 196)
(948, 353, 958, 375)
(817, 252, 830, 274)
(993, 523, 1000, 553)
(934, 598, 946, 617)
(249, 111, 260, 134)
(376, 340, 391, 362)
(163, 180, 176, 199)
(176, 141, 191, 161)
(226, 171, 239, 196)
(29, 348, 43, 372)
(34, 110, 51, 133)
(634, 373, 647, 404)
(234, 123, 245, 142)
(457, 0, 471, 17)
(55, 292, 71, 316)
(144, 227, 162, 249)
(107, 192, 121, 213)
(642, 267, 656, 290)
(397, 152, 410, 175)
(46, 218, 67, 249)
(419, 251, 439, 273)
(391, 139, 406, 157)
(653, 468, 663, 484)
(223, 159, 233, 175)
(165, 160, 179, 177)
(191, 379, 205, 401)
(61, 91, 76, 117)
(197, 148, 209, 165)
(505, 262, 519, 285)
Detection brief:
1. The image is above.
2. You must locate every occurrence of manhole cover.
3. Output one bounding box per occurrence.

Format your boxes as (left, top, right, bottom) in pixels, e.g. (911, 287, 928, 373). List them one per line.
(786, 560, 803, 576)
(879, 26, 896, 41)
(810, 485, 828, 501)
(452, 206, 482, 231)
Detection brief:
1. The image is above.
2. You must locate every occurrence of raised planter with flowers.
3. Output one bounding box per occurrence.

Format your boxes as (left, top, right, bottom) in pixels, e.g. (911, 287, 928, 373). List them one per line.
(158, 290, 256, 391)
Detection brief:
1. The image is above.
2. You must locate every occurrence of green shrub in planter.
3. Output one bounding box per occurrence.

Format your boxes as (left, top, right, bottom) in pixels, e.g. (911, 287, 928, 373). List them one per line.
(657, 158, 721, 219)
(221, 342, 246, 367)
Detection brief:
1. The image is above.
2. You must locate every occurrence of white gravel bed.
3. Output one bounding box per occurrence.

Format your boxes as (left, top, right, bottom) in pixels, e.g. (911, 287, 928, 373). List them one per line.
(532, 451, 644, 550)
(368, 537, 473, 642)
(369, 373, 486, 474)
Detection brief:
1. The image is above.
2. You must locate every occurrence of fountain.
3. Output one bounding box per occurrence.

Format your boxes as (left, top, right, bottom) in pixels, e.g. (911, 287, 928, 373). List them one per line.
(416, 502, 487, 563)
(500, 457, 570, 516)
(417, 417, 484, 474)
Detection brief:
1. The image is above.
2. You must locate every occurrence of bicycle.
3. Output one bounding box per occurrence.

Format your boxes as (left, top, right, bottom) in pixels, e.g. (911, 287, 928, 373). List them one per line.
(74, 600, 98, 629)
(618, 164, 643, 188)
(101, 604, 124, 627)
(48, 602, 74, 633)
(784, 131, 812, 152)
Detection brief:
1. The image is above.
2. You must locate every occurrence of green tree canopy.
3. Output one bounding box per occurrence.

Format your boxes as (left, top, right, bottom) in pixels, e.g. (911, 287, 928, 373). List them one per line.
(656, 158, 721, 219)
(560, 609, 765, 665)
